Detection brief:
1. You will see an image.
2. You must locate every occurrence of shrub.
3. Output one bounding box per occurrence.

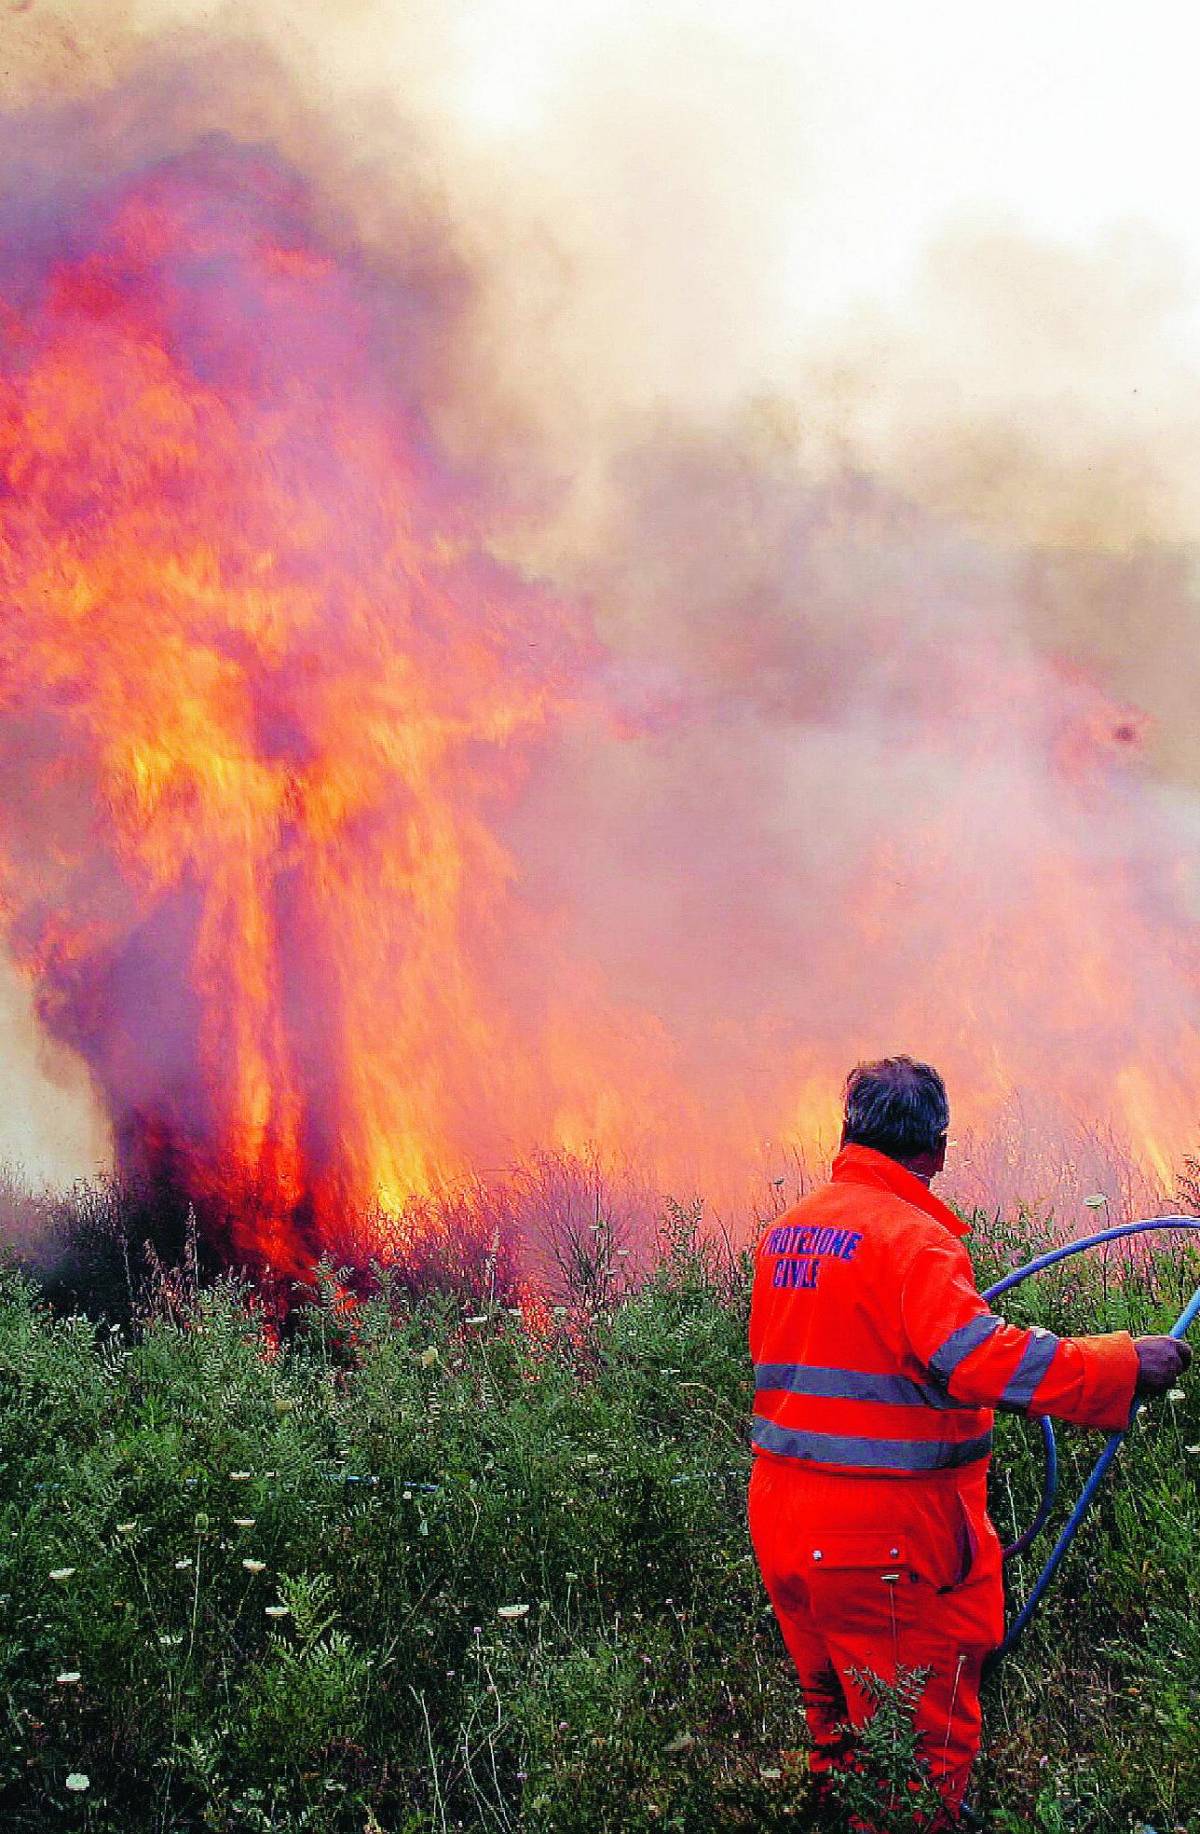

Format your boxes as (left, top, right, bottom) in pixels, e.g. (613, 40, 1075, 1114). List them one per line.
(1, 1200, 1199, 1830)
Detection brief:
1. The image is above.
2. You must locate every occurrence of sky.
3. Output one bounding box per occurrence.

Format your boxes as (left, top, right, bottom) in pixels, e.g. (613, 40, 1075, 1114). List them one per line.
(438, 1, 1200, 377)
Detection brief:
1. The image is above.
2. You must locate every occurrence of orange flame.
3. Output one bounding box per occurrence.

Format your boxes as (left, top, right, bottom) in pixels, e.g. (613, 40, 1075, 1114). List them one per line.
(2, 138, 1199, 1275)
(0, 149, 611, 1270)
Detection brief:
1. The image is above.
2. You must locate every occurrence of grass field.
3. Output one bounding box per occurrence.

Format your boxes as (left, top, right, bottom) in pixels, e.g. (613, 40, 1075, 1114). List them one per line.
(2, 1192, 1199, 1832)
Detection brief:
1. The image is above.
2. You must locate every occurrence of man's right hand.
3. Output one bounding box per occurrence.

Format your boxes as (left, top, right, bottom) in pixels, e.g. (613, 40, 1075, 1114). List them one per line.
(1134, 1335, 1193, 1396)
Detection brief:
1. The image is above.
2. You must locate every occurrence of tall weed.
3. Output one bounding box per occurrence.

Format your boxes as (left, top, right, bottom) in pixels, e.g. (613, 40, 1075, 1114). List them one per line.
(1, 1201, 1199, 1830)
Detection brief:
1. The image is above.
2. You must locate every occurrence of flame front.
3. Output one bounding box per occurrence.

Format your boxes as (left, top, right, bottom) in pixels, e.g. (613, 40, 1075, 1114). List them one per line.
(0, 150, 599, 1269)
(3, 131, 1200, 1272)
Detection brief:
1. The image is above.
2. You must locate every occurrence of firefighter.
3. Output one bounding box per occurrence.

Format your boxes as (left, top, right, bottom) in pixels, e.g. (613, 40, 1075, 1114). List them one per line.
(748, 1055, 1191, 1824)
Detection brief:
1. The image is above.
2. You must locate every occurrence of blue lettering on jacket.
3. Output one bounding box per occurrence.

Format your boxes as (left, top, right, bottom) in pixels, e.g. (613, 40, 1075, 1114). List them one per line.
(772, 1255, 820, 1290)
(764, 1222, 862, 1294)
(765, 1225, 862, 1262)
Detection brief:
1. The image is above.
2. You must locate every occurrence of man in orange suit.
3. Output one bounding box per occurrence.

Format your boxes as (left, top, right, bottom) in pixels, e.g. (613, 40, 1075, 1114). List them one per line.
(748, 1055, 1190, 1823)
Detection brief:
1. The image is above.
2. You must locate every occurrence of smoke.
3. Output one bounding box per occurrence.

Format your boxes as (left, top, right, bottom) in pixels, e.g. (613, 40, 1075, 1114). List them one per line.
(0, 968, 105, 1185)
(3, 0, 1200, 1236)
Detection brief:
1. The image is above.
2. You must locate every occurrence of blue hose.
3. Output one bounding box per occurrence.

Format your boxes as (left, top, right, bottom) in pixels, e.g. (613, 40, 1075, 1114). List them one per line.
(982, 1216, 1200, 1666)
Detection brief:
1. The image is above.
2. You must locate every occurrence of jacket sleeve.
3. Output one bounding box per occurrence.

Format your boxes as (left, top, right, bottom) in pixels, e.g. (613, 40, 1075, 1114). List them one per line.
(900, 1237, 1139, 1431)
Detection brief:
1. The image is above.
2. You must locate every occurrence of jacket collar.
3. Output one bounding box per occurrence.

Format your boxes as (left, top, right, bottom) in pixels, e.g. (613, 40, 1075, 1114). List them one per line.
(831, 1142, 969, 1238)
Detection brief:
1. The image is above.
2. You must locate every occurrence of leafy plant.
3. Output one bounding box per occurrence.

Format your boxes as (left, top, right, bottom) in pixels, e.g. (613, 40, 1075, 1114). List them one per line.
(823, 1667, 950, 1831)
(1, 1194, 1199, 1830)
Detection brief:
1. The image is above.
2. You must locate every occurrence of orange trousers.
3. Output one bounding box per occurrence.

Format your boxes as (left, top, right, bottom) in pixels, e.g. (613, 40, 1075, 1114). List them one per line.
(748, 1455, 1005, 1818)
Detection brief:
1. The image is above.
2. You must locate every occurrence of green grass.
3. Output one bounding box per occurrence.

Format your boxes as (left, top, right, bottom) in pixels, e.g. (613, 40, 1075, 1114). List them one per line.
(1, 1199, 1199, 1831)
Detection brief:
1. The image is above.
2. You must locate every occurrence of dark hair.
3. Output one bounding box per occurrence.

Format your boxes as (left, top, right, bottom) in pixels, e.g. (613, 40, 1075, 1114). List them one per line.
(841, 1056, 949, 1164)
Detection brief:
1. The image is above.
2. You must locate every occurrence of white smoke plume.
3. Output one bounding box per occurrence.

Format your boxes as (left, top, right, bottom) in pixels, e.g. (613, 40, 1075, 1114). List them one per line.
(2, 0, 1199, 1233)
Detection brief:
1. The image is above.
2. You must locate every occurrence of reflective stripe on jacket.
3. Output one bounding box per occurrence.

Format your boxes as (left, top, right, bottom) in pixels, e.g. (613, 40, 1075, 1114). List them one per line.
(750, 1144, 1139, 1478)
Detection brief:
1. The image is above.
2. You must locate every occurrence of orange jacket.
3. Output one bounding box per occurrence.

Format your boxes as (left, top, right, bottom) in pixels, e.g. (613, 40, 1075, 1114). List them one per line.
(750, 1144, 1139, 1479)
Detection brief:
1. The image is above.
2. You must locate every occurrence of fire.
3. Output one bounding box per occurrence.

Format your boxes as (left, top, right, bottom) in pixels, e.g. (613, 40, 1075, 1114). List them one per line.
(806, 672, 1200, 1215)
(0, 147, 605, 1271)
(2, 133, 1200, 1276)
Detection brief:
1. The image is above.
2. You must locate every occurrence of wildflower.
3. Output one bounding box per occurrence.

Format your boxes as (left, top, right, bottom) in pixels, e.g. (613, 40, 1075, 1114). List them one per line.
(760, 1765, 782, 1780)
(497, 1603, 530, 1620)
(465, 1315, 487, 1327)
(229, 1471, 252, 1482)
(242, 1559, 266, 1574)
(65, 1773, 90, 1792)
(1185, 1444, 1200, 1456)
(174, 1558, 193, 1570)
(273, 1396, 295, 1415)
(264, 1604, 289, 1618)
(116, 1523, 137, 1536)
(419, 1346, 439, 1369)
(1168, 1388, 1187, 1404)
(158, 1634, 182, 1647)
(56, 1672, 81, 1685)
(1083, 1194, 1108, 1209)
(48, 1568, 75, 1582)
(232, 1517, 256, 1528)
